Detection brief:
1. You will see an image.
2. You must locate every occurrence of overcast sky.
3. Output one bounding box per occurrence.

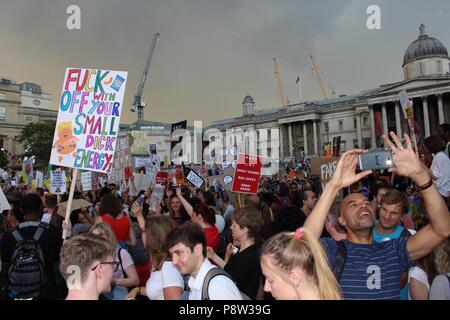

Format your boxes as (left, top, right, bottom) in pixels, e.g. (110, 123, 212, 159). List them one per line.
(1, 0, 449, 126)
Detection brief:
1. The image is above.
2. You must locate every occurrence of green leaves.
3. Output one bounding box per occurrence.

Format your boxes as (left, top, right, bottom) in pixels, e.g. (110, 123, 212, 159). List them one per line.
(17, 121, 56, 169)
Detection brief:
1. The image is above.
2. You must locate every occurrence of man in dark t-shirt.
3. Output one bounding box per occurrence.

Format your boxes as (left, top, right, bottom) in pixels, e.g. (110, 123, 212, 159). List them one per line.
(1, 193, 63, 299)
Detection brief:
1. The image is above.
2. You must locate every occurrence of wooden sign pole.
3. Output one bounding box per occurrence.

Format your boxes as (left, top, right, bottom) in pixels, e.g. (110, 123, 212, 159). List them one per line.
(62, 168, 78, 240)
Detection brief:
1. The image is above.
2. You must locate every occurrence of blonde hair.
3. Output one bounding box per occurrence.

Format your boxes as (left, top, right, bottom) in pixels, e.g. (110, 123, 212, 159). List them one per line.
(261, 228, 342, 300)
(89, 222, 118, 248)
(434, 239, 450, 275)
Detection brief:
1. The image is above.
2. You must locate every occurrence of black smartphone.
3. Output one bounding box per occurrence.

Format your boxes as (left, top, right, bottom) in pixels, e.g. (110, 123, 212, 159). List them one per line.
(358, 151, 394, 171)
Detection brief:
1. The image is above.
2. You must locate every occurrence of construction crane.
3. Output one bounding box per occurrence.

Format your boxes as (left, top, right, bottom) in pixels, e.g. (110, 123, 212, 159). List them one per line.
(130, 32, 160, 123)
(309, 54, 336, 100)
(273, 57, 289, 108)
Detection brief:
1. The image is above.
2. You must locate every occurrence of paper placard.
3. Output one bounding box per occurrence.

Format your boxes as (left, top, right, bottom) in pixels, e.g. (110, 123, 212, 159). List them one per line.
(50, 171, 67, 194)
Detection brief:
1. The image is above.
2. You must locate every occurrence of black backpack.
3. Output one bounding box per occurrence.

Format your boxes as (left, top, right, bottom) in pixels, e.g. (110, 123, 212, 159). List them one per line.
(8, 221, 48, 299)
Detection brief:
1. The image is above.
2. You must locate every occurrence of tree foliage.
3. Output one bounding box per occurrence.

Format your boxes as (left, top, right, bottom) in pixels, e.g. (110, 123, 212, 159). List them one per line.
(17, 121, 56, 169)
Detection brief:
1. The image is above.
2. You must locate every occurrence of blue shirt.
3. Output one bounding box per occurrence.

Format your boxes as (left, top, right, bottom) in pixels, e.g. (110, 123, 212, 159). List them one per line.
(321, 237, 416, 300)
(373, 223, 405, 243)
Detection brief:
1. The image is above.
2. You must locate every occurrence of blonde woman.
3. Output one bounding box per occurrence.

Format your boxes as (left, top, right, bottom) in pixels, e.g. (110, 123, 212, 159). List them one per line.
(260, 228, 341, 300)
(429, 239, 450, 300)
(89, 222, 139, 300)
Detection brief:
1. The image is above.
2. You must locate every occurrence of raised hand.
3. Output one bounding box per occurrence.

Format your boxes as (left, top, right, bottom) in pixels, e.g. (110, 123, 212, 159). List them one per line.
(328, 149, 372, 190)
(383, 132, 428, 184)
(175, 187, 182, 198)
(131, 202, 143, 218)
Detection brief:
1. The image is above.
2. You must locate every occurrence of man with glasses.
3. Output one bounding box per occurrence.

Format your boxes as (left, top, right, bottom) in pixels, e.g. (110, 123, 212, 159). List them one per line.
(59, 233, 117, 300)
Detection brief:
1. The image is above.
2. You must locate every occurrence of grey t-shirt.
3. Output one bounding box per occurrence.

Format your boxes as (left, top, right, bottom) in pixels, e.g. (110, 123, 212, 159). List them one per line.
(429, 273, 450, 300)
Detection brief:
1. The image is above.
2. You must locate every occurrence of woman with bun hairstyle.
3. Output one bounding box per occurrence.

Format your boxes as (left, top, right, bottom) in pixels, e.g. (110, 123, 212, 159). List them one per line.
(260, 227, 341, 300)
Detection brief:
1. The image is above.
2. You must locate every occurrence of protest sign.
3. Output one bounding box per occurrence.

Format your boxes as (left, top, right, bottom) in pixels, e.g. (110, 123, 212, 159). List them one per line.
(135, 157, 151, 168)
(0, 188, 11, 212)
(186, 170, 205, 189)
(310, 156, 342, 198)
(332, 136, 341, 157)
(50, 170, 67, 194)
(171, 120, 187, 160)
(22, 159, 33, 185)
(49, 68, 127, 174)
(207, 167, 235, 190)
(149, 184, 165, 211)
(175, 164, 186, 186)
(231, 154, 263, 195)
(133, 173, 152, 192)
(156, 171, 168, 186)
(81, 171, 92, 191)
(92, 172, 99, 190)
(149, 143, 157, 155)
(35, 171, 44, 188)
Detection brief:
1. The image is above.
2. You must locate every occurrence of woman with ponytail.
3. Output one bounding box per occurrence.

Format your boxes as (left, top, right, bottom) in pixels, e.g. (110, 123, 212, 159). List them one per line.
(260, 228, 341, 300)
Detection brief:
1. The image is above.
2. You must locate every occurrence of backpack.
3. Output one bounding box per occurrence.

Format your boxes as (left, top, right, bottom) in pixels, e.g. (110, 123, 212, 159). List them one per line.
(8, 221, 49, 299)
(201, 267, 251, 300)
(332, 241, 347, 282)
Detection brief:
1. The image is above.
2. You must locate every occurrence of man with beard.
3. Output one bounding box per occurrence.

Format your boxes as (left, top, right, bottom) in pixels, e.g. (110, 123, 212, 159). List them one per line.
(304, 132, 450, 300)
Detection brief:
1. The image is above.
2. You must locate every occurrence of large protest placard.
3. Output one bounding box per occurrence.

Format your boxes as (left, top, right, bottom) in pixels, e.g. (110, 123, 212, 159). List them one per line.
(231, 154, 263, 195)
(49, 68, 127, 174)
(156, 171, 168, 186)
(35, 171, 43, 188)
(50, 170, 67, 194)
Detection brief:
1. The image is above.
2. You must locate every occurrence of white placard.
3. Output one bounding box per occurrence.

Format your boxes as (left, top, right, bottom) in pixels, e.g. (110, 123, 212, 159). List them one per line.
(81, 171, 92, 191)
(50, 171, 67, 194)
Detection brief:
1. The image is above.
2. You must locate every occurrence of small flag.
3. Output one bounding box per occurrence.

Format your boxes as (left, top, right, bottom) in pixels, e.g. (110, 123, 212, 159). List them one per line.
(296, 75, 300, 84)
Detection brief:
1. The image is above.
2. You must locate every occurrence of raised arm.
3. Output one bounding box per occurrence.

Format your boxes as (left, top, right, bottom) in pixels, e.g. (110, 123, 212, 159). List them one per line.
(176, 188, 194, 218)
(304, 149, 372, 240)
(383, 132, 450, 261)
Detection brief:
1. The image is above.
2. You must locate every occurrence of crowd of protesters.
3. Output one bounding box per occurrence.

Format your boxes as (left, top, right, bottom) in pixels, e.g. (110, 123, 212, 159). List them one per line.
(0, 126, 449, 300)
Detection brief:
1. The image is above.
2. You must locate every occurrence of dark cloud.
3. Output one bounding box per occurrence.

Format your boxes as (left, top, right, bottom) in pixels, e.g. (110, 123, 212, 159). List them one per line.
(0, 0, 449, 126)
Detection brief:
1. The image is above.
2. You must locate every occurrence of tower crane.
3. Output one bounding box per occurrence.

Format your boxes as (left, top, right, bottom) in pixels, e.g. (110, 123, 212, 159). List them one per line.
(130, 32, 160, 123)
(309, 54, 336, 100)
(273, 57, 290, 108)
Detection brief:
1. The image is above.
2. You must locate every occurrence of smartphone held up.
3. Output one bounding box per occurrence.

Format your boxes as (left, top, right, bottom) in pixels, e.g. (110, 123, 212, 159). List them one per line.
(358, 151, 394, 171)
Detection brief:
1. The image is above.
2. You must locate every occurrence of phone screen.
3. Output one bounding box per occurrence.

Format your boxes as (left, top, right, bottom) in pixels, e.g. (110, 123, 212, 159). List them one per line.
(359, 151, 394, 171)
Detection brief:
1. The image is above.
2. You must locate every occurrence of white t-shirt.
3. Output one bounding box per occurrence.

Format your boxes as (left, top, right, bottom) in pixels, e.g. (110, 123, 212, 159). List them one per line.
(429, 273, 450, 300)
(188, 259, 242, 300)
(431, 152, 450, 197)
(408, 266, 430, 300)
(145, 261, 184, 300)
(41, 213, 52, 224)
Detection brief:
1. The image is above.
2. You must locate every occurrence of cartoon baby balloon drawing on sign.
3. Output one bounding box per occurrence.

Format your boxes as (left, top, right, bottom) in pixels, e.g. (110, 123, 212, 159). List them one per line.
(53, 121, 79, 162)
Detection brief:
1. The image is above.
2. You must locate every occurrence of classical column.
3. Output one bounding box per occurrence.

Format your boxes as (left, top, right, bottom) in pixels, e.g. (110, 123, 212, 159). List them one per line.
(369, 105, 376, 149)
(279, 124, 284, 158)
(313, 120, 318, 155)
(437, 94, 445, 125)
(356, 112, 362, 149)
(288, 123, 293, 158)
(422, 96, 430, 137)
(381, 103, 388, 135)
(395, 102, 402, 138)
(303, 122, 308, 155)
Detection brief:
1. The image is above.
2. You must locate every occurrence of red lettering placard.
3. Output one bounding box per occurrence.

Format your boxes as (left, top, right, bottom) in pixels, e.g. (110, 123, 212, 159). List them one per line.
(231, 154, 263, 195)
(156, 171, 168, 186)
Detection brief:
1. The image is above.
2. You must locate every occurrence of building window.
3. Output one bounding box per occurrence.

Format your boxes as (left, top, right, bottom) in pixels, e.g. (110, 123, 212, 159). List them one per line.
(353, 117, 357, 129)
(339, 120, 344, 131)
(419, 63, 425, 76)
(404, 67, 409, 79)
(363, 138, 371, 149)
(25, 116, 33, 122)
(437, 60, 443, 73)
(340, 140, 346, 152)
(363, 117, 369, 127)
(0, 92, 6, 100)
(0, 107, 5, 120)
(353, 139, 359, 149)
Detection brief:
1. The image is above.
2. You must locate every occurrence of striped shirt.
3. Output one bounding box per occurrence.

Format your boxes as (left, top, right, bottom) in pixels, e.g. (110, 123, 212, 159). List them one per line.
(321, 237, 416, 300)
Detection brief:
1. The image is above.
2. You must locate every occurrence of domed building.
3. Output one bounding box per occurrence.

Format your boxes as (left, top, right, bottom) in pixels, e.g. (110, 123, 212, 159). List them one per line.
(403, 24, 450, 80)
(212, 24, 450, 160)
